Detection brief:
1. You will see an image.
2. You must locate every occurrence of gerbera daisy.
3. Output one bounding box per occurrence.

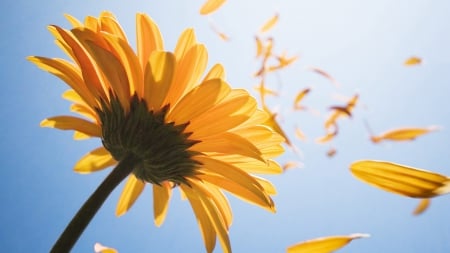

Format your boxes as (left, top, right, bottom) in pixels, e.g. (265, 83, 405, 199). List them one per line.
(29, 12, 284, 253)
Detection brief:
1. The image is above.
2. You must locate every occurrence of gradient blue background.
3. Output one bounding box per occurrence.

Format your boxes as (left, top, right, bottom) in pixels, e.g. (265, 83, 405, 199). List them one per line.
(1, 1, 450, 252)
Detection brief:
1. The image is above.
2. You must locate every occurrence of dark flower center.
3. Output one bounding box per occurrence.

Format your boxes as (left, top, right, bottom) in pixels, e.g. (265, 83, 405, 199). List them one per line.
(96, 94, 200, 185)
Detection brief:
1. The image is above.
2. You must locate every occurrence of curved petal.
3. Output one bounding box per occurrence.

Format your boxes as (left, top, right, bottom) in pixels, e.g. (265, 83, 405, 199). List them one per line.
(83, 40, 130, 110)
(51, 26, 108, 102)
(99, 15, 127, 41)
(190, 132, 264, 162)
(350, 160, 450, 198)
(194, 156, 274, 211)
(27, 56, 97, 109)
(199, 0, 227, 15)
(153, 181, 172, 227)
(102, 33, 144, 98)
(187, 90, 256, 139)
(41, 116, 101, 137)
(180, 185, 216, 253)
(187, 179, 232, 229)
(203, 63, 225, 81)
(287, 233, 369, 253)
(167, 78, 230, 124)
(116, 174, 146, 216)
(144, 51, 175, 110)
(174, 28, 197, 60)
(136, 13, 164, 68)
(74, 147, 116, 173)
(165, 44, 208, 106)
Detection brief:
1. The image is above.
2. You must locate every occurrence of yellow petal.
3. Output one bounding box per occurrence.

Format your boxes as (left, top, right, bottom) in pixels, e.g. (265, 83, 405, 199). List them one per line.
(259, 13, 279, 33)
(255, 36, 263, 58)
(74, 147, 116, 173)
(41, 116, 101, 137)
(83, 39, 130, 110)
(70, 103, 97, 122)
(203, 64, 226, 82)
(263, 107, 290, 146)
(371, 126, 440, 143)
(287, 233, 369, 253)
(144, 51, 175, 110)
(350, 160, 450, 198)
(116, 175, 145, 216)
(196, 156, 274, 211)
(199, 0, 227, 15)
(84, 15, 99, 32)
(188, 90, 256, 138)
(187, 179, 233, 229)
(413, 198, 431, 216)
(166, 44, 208, 106)
(64, 14, 83, 27)
(180, 185, 217, 253)
(293, 88, 310, 110)
(102, 33, 144, 98)
(27, 56, 97, 109)
(184, 182, 232, 253)
(404, 56, 422, 66)
(153, 181, 172, 227)
(52, 26, 108, 101)
(174, 28, 197, 61)
(191, 132, 264, 162)
(167, 78, 230, 124)
(99, 15, 127, 42)
(136, 13, 164, 69)
(198, 173, 274, 212)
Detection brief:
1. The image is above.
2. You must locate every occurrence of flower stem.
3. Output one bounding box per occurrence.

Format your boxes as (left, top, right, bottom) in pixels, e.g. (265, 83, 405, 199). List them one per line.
(50, 154, 138, 253)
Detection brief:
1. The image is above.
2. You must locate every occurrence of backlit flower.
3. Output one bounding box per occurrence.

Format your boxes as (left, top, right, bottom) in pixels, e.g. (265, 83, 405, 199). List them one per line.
(29, 12, 284, 253)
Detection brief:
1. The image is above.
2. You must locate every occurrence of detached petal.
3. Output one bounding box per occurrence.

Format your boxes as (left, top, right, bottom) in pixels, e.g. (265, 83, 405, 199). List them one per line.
(350, 160, 450, 198)
(199, 0, 227, 15)
(287, 233, 369, 253)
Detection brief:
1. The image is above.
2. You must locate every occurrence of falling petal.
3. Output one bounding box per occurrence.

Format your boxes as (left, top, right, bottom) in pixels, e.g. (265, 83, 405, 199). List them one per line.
(307, 66, 340, 87)
(286, 233, 369, 253)
(370, 126, 440, 143)
(350, 160, 450, 198)
(209, 19, 230, 41)
(326, 147, 337, 158)
(404, 56, 422, 66)
(94, 242, 118, 253)
(294, 127, 306, 141)
(259, 13, 279, 33)
(282, 161, 300, 171)
(293, 88, 311, 110)
(413, 198, 431, 216)
(200, 0, 227, 15)
(268, 53, 298, 72)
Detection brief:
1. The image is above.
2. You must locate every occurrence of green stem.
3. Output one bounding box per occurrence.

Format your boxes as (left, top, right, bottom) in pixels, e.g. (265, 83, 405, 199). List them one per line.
(50, 155, 138, 253)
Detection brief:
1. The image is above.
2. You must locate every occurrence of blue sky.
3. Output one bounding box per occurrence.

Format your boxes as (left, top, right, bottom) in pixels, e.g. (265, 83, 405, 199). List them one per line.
(2, 1, 450, 252)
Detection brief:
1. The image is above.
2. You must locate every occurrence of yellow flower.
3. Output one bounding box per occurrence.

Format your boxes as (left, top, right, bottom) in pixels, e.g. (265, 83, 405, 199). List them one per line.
(29, 12, 284, 253)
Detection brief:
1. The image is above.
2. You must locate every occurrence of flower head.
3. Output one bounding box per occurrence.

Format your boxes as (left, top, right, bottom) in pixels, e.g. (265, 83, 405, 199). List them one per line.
(29, 12, 284, 253)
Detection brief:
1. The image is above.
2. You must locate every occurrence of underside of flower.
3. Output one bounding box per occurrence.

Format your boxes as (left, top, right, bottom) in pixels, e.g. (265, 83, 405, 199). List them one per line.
(97, 94, 200, 185)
